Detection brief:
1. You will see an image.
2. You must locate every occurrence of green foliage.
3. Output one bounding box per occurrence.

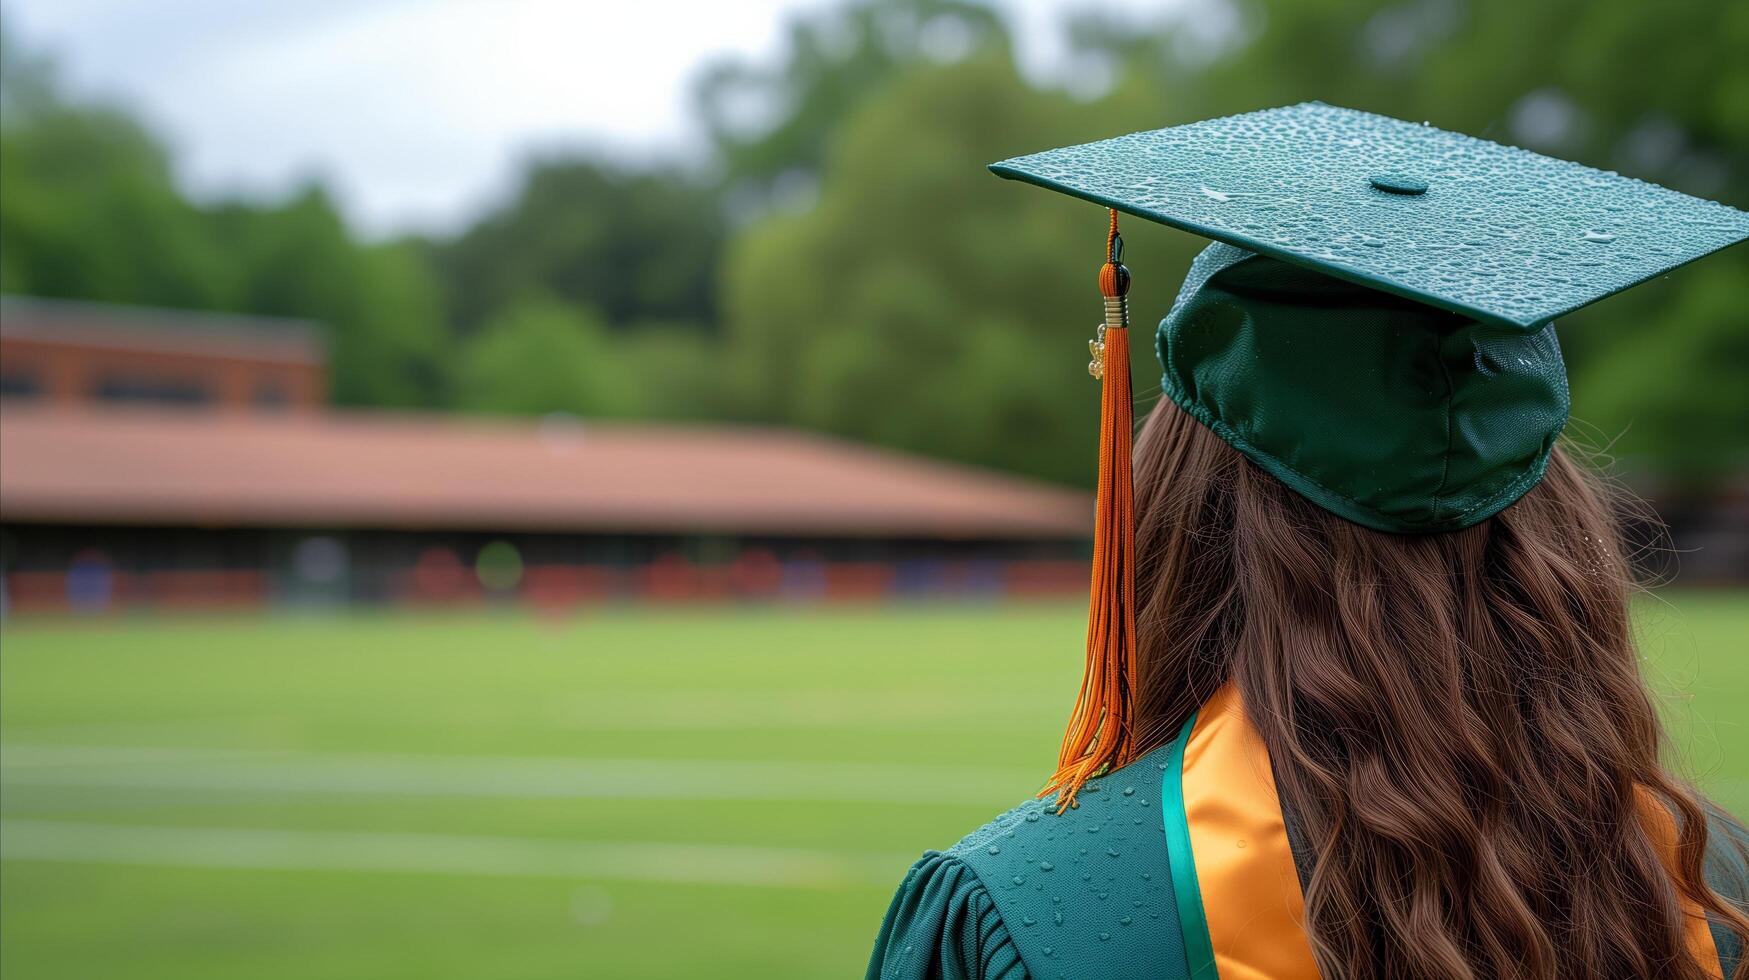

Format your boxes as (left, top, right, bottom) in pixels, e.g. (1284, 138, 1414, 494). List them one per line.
(1569, 261, 1749, 480)
(724, 54, 1167, 484)
(0, 97, 231, 308)
(692, 0, 1009, 203)
(614, 322, 727, 421)
(455, 300, 642, 418)
(429, 159, 724, 336)
(206, 189, 449, 407)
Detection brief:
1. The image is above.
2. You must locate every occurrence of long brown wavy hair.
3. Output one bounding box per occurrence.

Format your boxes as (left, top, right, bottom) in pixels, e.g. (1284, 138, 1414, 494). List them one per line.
(1127, 397, 1749, 980)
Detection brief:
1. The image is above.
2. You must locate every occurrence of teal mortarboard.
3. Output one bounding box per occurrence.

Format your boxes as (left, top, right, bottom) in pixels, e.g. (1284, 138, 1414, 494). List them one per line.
(991, 103, 1749, 809)
(992, 101, 1749, 535)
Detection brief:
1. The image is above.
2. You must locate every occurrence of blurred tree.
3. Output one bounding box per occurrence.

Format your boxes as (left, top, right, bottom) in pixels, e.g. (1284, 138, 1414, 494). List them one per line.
(1569, 261, 1749, 481)
(429, 159, 723, 336)
(207, 189, 448, 407)
(455, 299, 643, 418)
(0, 32, 232, 308)
(722, 53, 1179, 485)
(692, 0, 1010, 209)
(614, 322, 727, 421)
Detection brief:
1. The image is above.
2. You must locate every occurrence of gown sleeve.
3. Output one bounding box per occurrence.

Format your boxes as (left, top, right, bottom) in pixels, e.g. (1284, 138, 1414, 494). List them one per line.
(865, 852, 1029, 980)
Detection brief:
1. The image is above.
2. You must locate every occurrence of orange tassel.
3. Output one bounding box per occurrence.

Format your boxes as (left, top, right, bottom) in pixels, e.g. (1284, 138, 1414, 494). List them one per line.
(1042, 209, 1137, 812)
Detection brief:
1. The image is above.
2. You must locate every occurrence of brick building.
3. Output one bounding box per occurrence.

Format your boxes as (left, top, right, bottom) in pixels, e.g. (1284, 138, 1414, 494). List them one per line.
(0, 296, 324, 411)
(0, 297, 1092, 613)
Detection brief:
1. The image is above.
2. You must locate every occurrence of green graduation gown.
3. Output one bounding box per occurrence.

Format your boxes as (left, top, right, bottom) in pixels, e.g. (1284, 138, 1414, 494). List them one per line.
(866, 689, 1749, 980)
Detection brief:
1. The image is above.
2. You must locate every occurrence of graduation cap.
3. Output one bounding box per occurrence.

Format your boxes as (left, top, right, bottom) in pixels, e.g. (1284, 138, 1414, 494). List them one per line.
(990, 102, 1749, 808)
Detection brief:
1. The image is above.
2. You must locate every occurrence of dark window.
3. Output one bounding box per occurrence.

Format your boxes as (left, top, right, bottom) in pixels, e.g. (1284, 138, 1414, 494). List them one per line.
(0, 370, 43, 399)
(90, 375, 212, 406)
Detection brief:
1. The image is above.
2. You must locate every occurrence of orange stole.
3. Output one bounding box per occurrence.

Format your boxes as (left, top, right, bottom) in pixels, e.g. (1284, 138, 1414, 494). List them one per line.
(1639, 788, 1725, 979)
(1179, 685, 1320, 980)
(1177, 684, 1722, 979)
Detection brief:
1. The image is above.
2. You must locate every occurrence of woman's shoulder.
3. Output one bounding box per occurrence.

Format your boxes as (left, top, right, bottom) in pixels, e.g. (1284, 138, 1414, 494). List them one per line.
(1705, 804, 1749, 976)
(867, 750, 1189, 980)
(1707, 802, 1749, 888)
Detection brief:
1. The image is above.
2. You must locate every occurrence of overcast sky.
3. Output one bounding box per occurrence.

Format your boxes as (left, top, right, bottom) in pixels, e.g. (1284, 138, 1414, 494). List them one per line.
(4, 0, 1174, 237)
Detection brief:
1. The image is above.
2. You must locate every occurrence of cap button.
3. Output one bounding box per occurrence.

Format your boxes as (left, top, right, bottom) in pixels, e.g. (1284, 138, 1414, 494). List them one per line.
(1369, 173, 1428, 195)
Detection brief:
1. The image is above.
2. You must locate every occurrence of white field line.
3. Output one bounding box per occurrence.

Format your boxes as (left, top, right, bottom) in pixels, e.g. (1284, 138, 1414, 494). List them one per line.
(0, 745, 1042, 805)
(0, 820, 910, 888)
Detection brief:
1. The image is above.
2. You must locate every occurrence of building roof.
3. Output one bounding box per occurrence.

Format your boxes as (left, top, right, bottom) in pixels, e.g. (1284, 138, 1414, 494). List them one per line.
(0, 408, 1091, 538)
(0, 295, 324, 364)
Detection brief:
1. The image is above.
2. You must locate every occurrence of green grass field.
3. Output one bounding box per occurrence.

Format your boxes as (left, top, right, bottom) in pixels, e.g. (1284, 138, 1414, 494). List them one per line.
(2, 595, 1745, 979)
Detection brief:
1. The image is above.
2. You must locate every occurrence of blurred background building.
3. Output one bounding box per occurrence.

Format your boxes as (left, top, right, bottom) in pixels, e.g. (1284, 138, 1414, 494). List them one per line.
(0, 296, 326, 410)
(0, 297, 1090, 612)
